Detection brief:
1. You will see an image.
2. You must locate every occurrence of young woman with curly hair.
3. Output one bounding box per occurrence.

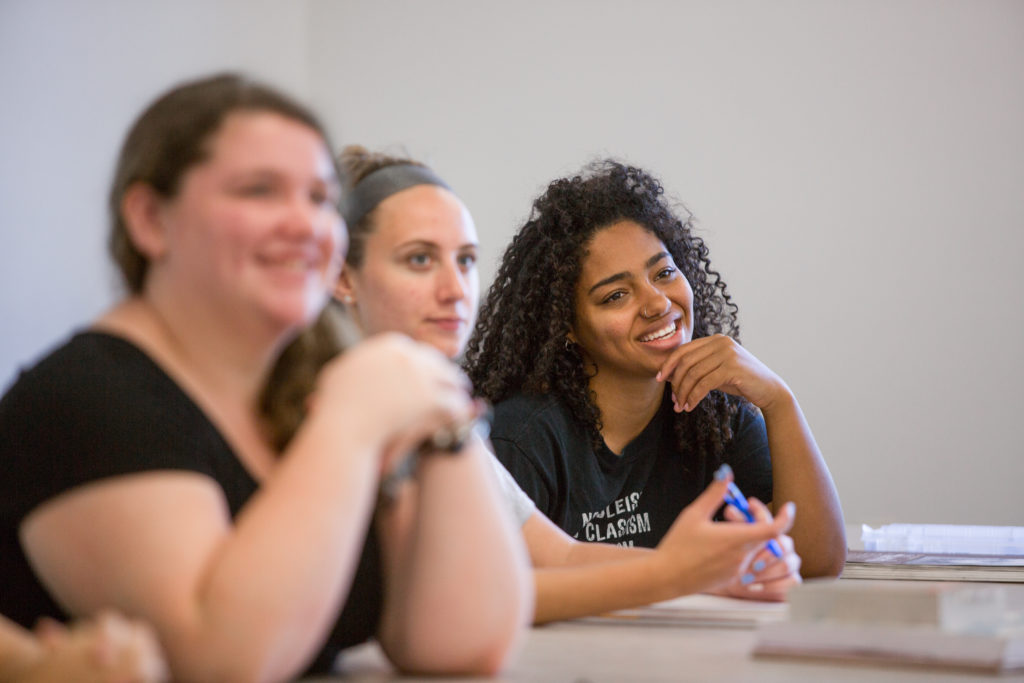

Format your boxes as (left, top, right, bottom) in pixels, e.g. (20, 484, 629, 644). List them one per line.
(323, 147, 801, 623)
(465, 160, 845, 579)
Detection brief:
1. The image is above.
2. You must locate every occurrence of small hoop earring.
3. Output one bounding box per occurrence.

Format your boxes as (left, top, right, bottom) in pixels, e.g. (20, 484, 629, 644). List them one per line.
(564, 337, 575, 351)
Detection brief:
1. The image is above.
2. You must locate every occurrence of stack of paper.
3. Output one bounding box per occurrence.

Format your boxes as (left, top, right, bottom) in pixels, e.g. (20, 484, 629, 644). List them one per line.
(861, 524, 1024, 555)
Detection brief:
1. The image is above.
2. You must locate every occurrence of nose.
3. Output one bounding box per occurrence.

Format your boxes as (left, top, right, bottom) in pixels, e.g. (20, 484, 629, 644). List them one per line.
(639, 287, 670, 319)
(436, 258, 468, 303)
(281, 193, 326, 239)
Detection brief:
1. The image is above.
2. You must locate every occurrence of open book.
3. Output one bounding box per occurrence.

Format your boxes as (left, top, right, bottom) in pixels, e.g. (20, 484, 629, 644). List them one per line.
(580, 593, 787, 629)
(753, 580, 1024, 673)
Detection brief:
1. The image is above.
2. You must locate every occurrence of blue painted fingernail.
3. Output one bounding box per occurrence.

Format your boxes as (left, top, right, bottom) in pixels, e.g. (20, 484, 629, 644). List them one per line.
(753, 560, 766, 572)
(741, 573, 755, 585)
(713, 464, 733, 481)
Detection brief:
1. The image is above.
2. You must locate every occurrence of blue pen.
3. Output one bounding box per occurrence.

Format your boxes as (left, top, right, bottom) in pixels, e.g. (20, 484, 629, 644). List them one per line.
(716, 465, 783, 558)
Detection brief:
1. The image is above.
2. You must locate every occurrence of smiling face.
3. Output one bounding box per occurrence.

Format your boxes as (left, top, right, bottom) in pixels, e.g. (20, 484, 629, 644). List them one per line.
(338, 184, 479, 359)
(147, 111, 344, 337)
(571, 220, 694, 381)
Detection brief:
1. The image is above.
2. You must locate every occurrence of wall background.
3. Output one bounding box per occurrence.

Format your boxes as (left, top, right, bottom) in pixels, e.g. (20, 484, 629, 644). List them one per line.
(3, 0, 1022, 529)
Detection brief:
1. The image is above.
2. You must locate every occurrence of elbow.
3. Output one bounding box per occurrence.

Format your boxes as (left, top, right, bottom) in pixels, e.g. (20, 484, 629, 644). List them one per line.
(164, 633, 302, 683)
(170, 658, 292, 683)
(800, 533, 848, 579)
(390, 639, 517, 678)
(382, 595, 530, 677)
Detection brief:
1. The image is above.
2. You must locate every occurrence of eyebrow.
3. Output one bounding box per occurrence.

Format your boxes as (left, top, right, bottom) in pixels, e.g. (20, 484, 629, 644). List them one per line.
(395, 239, 479, 251)
(587, 252, 669, 295)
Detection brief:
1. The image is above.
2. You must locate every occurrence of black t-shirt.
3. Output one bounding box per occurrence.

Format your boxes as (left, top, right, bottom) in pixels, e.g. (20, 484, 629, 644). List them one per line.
(490, 391, 773, 548)
(0, 332, 381, 674)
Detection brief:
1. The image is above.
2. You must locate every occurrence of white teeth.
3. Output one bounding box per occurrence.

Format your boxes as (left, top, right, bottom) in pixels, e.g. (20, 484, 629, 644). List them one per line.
(640, 321, 676, 342)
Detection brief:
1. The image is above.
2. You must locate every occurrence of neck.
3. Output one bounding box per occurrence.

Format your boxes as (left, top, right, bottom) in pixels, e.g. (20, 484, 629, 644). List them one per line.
(102, 283, 290, 410)
(588, 370, 665, 455)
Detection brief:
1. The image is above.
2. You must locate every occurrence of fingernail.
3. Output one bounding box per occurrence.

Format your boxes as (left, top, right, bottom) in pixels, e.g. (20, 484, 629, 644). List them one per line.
(753, 560, 766, 572)
(682, 402, 690, 412)
(713, 463, 733, 481)
(784, 501, 796, 517)
(741, 573, 755, 585)
(656, 371, 663, 381)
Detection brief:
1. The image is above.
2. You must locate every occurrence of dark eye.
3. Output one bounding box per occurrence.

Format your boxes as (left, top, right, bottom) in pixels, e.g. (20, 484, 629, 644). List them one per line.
(655, 266, 676, 280)
(601, 291, 626, 304)
(238, 183, 273, 197)
(408, 253, 431, 268)
(310, 188, 330, 205)
(457, 253, 477, 269)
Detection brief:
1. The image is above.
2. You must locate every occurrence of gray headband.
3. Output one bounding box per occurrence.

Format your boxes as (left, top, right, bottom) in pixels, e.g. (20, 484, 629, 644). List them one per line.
(340, 163, 451, 226)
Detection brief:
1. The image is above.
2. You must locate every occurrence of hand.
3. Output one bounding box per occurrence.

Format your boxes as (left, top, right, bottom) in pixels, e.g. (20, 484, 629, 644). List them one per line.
(652, 472, 796, 596)
(16, 612, 167, 683)
(312, 333, 479, 473)
(717, 497, 802, 601)
(655, 334, 788, 413)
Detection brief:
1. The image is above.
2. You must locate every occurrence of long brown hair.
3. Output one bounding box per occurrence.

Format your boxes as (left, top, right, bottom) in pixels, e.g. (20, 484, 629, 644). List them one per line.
(109, 72, 343, 453)
(109, 72, 334, 292)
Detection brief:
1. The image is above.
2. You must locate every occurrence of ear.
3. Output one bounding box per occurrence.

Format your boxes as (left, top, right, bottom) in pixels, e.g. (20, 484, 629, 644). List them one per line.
(334, 265, 357, 306)
(120, 182, 168, 261)
(566, 329, 578, 345)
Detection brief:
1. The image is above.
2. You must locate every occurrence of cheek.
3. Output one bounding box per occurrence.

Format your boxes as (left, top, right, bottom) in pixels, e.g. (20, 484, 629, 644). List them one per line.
(579, 310, 631, 352)
(365, 277, 428, 333)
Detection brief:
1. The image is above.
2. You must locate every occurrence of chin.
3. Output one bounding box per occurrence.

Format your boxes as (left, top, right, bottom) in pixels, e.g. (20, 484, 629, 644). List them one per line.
(425, 336, 461, 360)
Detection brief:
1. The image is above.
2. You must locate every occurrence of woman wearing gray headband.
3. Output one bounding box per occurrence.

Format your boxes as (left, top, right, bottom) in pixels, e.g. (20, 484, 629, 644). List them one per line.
(326, 146, 798, 624)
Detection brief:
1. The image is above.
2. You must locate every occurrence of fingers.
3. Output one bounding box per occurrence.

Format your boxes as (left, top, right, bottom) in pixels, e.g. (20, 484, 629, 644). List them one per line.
(715, 496, 795, 554)
(752, 497, 796, 536)
(655, 334, 717, 383)
(683, 470, 732, 520)
(33, 616, 67, 648)
(733, 536, 803, 601)
(658, 336, 738, 412)
(671, 354, 726, 412)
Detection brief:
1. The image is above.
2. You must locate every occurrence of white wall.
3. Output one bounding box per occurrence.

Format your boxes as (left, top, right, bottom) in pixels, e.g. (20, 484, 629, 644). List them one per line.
(0, 0, 313, 389)
(2, 1, 1022, 530)
(307, 0, 1024, 527)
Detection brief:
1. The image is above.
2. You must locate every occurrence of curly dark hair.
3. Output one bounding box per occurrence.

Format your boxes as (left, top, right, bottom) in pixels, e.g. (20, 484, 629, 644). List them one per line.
(464, 160, 747, 470)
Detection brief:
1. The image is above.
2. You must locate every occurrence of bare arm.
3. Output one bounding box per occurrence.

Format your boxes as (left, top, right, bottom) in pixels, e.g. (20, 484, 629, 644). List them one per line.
(760, 388, 845, 576)
(20, 335, 480, 683)
(522, 476, 797, 624)
(659, 335, 845, 578)
(375, 438, 531, 675)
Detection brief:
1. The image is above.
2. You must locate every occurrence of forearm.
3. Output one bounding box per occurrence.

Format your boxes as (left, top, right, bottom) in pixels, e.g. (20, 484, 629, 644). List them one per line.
(165, 417, 384, 682)
(762, 389, 846, 577)
(533, 552, 688, 624)
(377, 443, 531, 675)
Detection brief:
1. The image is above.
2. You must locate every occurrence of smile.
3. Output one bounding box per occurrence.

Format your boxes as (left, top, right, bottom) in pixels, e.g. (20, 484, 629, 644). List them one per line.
(639, 321, 677, 342)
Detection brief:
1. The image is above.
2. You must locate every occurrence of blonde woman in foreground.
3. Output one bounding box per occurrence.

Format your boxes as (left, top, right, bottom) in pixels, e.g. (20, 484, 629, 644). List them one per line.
(0, 75, 530, 682)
